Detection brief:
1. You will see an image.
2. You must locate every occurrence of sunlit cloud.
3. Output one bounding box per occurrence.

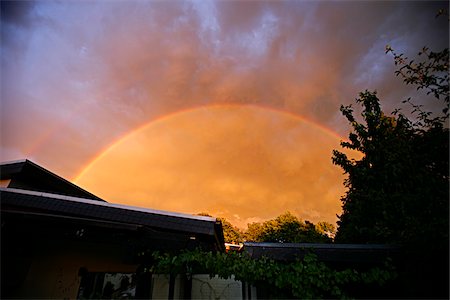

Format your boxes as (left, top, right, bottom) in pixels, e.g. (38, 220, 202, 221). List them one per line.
(75, 105, 361, 227)
(1, 1, 448, 223)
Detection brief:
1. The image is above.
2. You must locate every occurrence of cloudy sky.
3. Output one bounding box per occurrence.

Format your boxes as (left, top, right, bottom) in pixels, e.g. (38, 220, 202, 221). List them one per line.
(1, 1, 448, 227)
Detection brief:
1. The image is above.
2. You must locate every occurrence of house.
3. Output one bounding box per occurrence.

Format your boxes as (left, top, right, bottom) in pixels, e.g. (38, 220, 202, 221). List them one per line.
(3, 160, 445, 299)
(0, 159, 104, 201)
(1, 159, 226, 299)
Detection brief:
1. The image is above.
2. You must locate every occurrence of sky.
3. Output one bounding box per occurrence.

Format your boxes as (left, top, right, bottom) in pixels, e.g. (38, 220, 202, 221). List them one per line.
(1, 1, 448, 227)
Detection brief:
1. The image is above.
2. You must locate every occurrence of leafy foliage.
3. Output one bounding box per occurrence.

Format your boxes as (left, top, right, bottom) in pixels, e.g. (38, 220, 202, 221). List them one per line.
(244, 212, 334, 243)
(218, 217, 244, 244)
(316, 221, 336, 239)
(386, 46, 449, 117)
(333, 46, 449, 245)
(385, 45, 449, 123)
(198, 213, 244, 244)
(149, 249, 396, 299)
(200, 212, 334, 244)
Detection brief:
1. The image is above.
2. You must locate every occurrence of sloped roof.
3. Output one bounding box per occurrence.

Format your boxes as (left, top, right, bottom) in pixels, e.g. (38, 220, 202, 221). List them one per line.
(0, 159, 225, 250)
(1, 187, 223, 240)
(0, 159, 104, 201)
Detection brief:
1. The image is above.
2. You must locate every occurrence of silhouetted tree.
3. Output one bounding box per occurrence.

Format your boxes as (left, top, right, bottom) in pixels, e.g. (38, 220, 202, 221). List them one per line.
(333, 45, 449, 247)
(218, 217, 244, 244)
(244, 212, 333, 243)
(198, 213, 243, 244)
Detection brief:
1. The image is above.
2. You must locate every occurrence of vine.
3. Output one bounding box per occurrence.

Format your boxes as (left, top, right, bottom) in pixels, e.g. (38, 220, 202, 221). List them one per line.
(139, 249, 397, 299)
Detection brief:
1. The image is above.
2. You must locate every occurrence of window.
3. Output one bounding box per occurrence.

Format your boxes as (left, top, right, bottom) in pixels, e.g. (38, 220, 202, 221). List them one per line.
(77, 272, 136, 299)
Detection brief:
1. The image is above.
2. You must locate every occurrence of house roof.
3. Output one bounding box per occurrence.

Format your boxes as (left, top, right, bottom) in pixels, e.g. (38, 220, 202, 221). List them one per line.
(0, 159, 104, 201)
(1, 187, 223, 241)
(0, 160, 225, 251)
(243, 242, 400, 264)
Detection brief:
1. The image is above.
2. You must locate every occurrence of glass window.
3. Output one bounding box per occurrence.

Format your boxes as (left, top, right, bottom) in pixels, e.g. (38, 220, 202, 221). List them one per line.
(78, 272, 136, 299)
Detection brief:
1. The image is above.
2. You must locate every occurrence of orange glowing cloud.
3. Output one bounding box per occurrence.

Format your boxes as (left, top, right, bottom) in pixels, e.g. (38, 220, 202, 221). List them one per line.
(75, 105, 360, 228)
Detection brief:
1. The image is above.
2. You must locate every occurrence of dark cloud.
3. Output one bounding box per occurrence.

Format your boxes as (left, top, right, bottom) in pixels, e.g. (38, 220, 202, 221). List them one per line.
(0, 1, 448, 178)
(1, 0, 35, 26)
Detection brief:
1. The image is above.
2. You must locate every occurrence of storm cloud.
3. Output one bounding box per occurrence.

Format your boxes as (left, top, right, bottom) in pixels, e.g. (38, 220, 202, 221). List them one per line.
(1, 1, 448, 178)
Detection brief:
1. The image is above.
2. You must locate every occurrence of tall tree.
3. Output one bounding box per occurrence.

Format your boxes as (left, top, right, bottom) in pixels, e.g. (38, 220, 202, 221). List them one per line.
(332, 46, 449, 246)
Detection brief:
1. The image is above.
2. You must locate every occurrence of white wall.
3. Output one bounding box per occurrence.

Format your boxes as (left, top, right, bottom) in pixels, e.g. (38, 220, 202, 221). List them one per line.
(191, 275, 243, 300)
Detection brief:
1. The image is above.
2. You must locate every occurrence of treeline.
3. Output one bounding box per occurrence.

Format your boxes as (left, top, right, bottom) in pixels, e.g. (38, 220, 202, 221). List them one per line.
(199, 212, 335, 244)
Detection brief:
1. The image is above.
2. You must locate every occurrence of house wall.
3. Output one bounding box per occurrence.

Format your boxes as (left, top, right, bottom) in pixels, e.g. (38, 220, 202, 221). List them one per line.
(151, 274, 171, 299)
(14, 239, 137, 299)
(191, 275, 243, 300)
(151, 274, 184, 299)
(8, 237, 255, 300)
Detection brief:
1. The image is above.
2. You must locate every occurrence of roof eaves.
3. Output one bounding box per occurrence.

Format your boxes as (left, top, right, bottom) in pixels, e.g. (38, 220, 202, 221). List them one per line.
(24, 160, 105, 201)
(0, 159, 28, 166)
(0, 159, 105, 201)
(1, 187, 218, 229)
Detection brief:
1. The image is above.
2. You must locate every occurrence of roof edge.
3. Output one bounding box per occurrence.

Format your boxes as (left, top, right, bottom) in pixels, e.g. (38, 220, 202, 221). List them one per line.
(1, 187, 217, 223)
(0, 159, 28, 166)
(244, 242, 401, 249)
(0, 159, 105, 201)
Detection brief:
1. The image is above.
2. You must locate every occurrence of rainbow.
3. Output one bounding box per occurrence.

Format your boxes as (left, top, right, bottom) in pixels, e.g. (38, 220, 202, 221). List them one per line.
(72, 103, 345, 182)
